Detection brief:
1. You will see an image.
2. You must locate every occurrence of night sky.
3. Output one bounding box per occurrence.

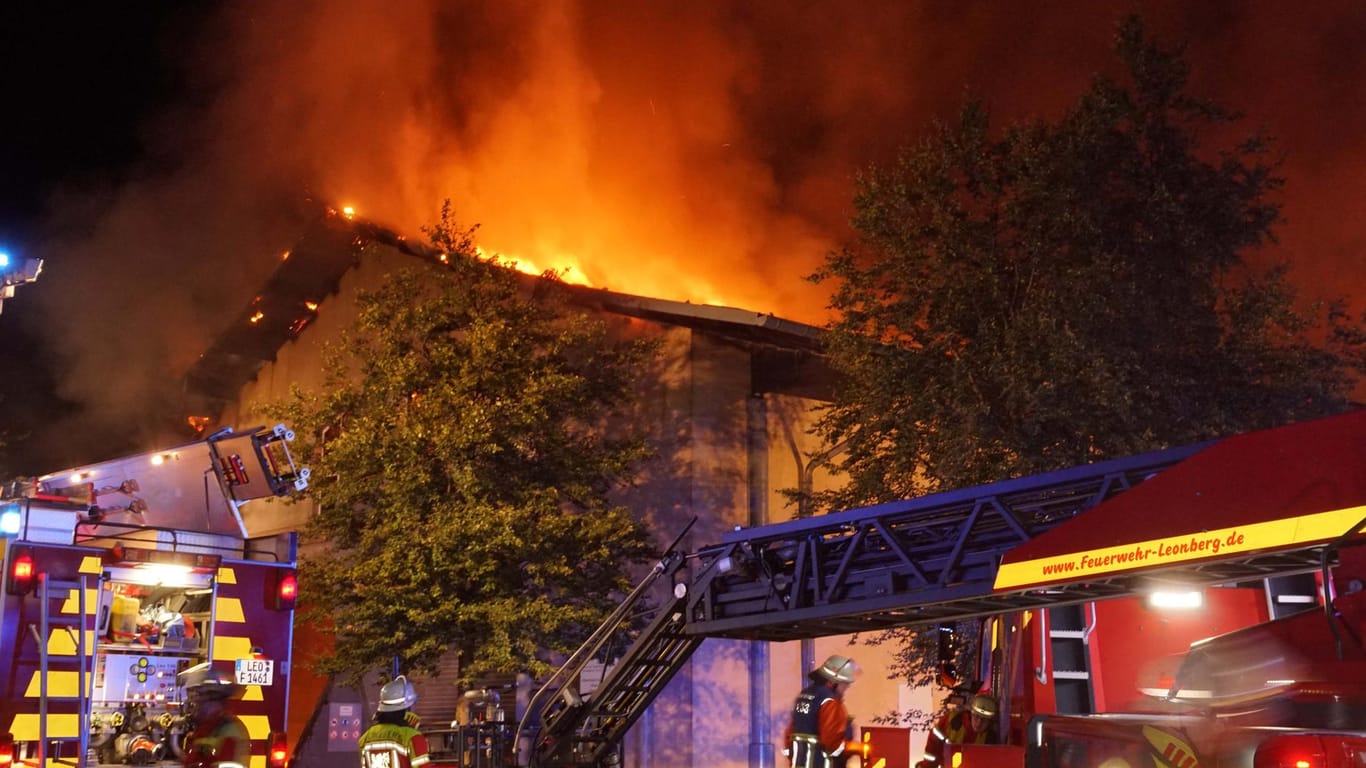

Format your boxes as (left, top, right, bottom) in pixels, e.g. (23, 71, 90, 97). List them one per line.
(0, 4, 217, 471)
(2, 2, 1365, 473)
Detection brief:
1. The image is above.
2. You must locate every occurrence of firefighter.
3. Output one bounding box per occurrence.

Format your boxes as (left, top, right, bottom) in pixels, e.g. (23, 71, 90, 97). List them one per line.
(359, 675, 431, 768)
(915, 683, 971, 768)
(915, 693, 999, 768)
(179, 664, 251, 768)
(783, 654, 861, 768)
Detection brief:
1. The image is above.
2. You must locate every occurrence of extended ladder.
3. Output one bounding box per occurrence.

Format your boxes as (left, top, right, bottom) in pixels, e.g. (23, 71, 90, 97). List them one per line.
(521, 522, 695, 768)
(685, 442, 1210, 640)
(533, 586, 701, 768)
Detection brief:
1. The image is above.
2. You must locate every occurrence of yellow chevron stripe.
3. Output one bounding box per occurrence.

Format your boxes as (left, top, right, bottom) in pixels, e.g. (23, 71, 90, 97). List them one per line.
(47, 628, 97, 657)
(80, 555, 102, 574)
(23, 670, 88, 698)
(242, 684, 264, 701)
(240, 713, 272, 740)
(213, 635, 254, 661)
(217, 596, 245, 623)
(60, 588, 98, 615)
(218, 566, 238, 585)
(11, 712, 80, 740)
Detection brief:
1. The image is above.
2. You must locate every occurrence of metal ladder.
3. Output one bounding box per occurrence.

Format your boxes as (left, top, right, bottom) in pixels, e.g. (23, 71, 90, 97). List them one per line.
(1265, 573, 1319, 619)
(1045, 603, 1096, 714)
(684, 442, 1209, 641)
(30, 572, 94, 767)
(534, 585, 702, 768)
(522, 522, 697, 768)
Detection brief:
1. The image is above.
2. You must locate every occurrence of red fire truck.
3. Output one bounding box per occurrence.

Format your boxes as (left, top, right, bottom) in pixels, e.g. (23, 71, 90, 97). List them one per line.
(519, 408, 1366, 768)
(0, 424, 308, 768)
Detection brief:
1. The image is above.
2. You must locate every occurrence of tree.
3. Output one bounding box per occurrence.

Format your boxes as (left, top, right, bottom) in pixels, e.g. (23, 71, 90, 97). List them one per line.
(263, 203, 658, 682)
(807, 17, 1366, 692)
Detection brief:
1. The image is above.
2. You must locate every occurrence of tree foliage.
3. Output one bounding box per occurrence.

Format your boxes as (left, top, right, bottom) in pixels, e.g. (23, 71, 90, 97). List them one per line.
(808, 17, 1366, 690)
(263, 203, 658, 682)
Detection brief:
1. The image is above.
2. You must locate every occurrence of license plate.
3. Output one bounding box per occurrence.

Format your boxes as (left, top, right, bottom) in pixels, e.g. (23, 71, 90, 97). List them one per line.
(235, 658, 275, 686)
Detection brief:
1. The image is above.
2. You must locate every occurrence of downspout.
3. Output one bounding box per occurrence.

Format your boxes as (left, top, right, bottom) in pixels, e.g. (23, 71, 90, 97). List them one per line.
(749, 394, 774, 768)
(794, 440, 847, 685)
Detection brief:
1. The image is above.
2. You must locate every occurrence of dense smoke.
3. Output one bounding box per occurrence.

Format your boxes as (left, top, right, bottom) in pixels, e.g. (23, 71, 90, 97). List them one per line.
(10, 0, 1366, 467)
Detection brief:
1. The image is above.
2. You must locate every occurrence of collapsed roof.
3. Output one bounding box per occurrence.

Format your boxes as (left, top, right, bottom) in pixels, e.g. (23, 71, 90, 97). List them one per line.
(185, 209, 831, 409)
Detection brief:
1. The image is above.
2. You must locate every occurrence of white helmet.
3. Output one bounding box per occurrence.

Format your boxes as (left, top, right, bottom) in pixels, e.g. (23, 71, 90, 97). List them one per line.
(378, 675, 418, 712)
(179, 663, 241, 700)
(817, 654, 860, 684)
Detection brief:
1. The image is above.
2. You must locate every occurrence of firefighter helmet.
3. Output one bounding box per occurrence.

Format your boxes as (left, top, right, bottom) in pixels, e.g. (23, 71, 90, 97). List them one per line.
(817, 654, 861, 684)
(180, 663, 241, 700)
(378, 675, 419, 712)
(969, 694, 998, 718)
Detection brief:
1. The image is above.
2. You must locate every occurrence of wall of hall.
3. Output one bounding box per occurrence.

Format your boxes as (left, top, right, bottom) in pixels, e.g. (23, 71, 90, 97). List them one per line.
(208, 241, 922, 768)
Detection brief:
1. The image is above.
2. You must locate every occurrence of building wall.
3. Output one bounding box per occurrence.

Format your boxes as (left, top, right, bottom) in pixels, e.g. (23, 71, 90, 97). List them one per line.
(209, 244, 921, 768)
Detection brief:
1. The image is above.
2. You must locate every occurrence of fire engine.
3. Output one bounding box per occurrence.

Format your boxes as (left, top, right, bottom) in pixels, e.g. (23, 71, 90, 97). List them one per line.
(511, 408, 1366, 768)
(0, 424, 308, 768)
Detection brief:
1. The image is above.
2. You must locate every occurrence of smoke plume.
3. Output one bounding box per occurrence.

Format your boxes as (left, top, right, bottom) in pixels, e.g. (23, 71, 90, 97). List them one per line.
(14, 0, 1366, 466)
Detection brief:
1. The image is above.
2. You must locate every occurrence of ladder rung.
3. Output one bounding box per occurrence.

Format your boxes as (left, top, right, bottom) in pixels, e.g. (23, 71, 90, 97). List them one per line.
(1052, 670, 1090, 680)
(1050, 630, 1085, 639)
(43, 616, 85, 625)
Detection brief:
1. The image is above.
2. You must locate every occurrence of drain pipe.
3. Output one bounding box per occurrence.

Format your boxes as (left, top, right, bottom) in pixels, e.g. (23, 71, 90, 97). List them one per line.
(748, 394, 774, 768)
(793, 439, 847, 707)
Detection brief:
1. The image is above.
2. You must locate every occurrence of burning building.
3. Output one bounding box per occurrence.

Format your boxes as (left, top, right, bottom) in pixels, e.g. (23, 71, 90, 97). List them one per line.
(184, 208, 925, 768)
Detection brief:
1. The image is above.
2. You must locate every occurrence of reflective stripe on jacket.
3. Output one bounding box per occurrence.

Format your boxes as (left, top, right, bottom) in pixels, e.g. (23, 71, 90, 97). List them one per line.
(359, 722, 432, 768)
(182, 712, 251, 768)
(785, 681, 851, 768)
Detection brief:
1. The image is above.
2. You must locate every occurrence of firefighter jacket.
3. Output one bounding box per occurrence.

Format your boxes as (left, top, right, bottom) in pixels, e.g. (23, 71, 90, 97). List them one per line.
(182, 710, 252, 768)
(783, 681, 851, 768)
(359, 721, 432, 768)
(916, 710, 995, 768)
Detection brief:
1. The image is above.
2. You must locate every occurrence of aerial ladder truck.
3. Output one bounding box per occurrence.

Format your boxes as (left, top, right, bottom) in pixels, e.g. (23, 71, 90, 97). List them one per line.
(0, 424, 309, 768)
(515, 408, 1366, 768)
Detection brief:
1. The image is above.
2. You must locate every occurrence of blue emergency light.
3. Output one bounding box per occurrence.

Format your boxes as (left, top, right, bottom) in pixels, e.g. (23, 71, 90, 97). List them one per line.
(0, 252, 43, 314)
(0, 504, 21, 538)
(0, 251, 41, 283)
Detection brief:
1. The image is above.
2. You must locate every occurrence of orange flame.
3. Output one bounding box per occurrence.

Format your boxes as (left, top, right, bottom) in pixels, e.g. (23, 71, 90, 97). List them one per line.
(474, 246, 591, 286)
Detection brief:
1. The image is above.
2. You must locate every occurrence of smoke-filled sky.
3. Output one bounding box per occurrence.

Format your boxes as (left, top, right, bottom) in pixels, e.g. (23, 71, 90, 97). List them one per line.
(2, 1, 1365, 469)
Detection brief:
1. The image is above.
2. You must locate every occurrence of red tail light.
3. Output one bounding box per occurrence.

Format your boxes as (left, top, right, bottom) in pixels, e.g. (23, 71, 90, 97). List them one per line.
(273, 569, 298, 611)
(1255, 733, 1327, 768)
(0, 731, 14, 766)
(7, 548, 34, 596)
(268, 731, 288, 767)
